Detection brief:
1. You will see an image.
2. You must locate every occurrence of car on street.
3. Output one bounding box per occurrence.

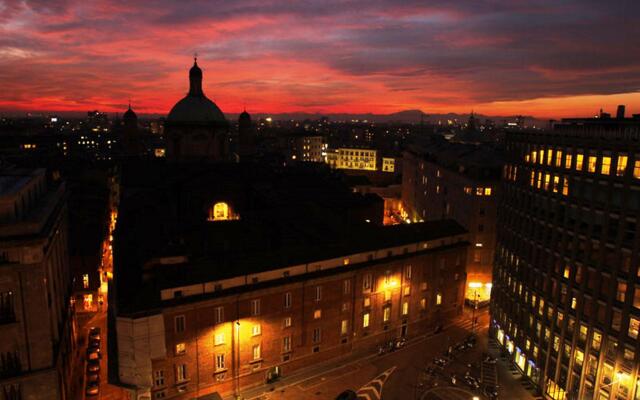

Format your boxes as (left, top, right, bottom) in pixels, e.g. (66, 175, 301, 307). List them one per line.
(89, 326, 101, 341)
(87, 359, 100, 372)
(85, 379, 100, 397)
(483, 353, 497, 364)
(86, 347, 100, 361)
(483, 384, 499, 399)
(433, 357, 450, 368)
(463, 374, 480, 390)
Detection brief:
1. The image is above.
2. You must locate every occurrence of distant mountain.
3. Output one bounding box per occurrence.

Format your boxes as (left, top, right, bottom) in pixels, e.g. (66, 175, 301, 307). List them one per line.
(0, 108, 547, 126)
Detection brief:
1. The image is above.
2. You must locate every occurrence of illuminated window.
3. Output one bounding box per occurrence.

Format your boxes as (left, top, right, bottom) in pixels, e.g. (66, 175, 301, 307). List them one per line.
(591, 331, 602, 351)
(616, 282, 627, 302)
(555, 150, 563, 167)
(616, 155, 628, 176)
(176, 364, 187, 382)
(532, 150, 537, 163)
(215, 354, 225, 370)
(484, 187, 492, 196)
(175, 342, 186, 355)
(214, 332, 225, 345)
(552, 175, 560, 193)
(403, 286, 411, 296)
(252, 344, 261, 360)
(313, 309, 322, 319)
(384, 290, 391, 302)
(538, 150, 544, 164)
(252, 324, 261, 336)
(82, 274, 89, 289)
(547, 150, 553, 165)
(436, 293, 442, 305)
(476, 187, 484, 196)
(464, 186, 472, 194)
(634, 160, 640, 179)
(341, 320, 348, 335)
(587, 155, 597, 173)
(562, 177, 569, 196)
(209, 202, 231, 221)
(576, 154, 584, 170)
(315, 286, 322, 301)
(363, 296, 371, 307)
(530, 170, 535, 187)
(402, 302, 409, 315)
(565, 153, 572, 169)
(283, 317, 292, 328)
(563, 266, 570, 279)
(629, 318, 640, 339)
(536, 172, 542, 188)
(544, 174, 550, 190)
(601, 156, 611, 175)
(420, 298, 426, 310)
(383, 306, 391, 322)
(363, 313, 370, 328)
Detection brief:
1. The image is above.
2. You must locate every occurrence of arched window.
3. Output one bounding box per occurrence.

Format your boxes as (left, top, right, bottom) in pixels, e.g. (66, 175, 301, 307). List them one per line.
(208, 202, 238, 221)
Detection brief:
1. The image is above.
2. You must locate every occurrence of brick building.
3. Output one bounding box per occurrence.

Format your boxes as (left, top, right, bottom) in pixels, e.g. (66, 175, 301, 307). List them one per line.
(402, 139, 502, 303)
(110, 162, 468, 399)
(0, 168, 75, 399)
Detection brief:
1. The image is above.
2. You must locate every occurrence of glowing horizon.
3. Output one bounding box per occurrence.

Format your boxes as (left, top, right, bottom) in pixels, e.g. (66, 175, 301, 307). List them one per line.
(0, 1, 638, 119)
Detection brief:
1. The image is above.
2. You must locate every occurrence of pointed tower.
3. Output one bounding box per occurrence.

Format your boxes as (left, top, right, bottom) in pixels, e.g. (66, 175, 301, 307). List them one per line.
(122, 102, 140, 156)
(237, 109, 255, 160)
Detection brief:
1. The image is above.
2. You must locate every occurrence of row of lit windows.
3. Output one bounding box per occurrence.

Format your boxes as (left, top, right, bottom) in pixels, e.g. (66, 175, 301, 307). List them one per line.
(525, 149, 640, 179)
(529, 170, 569, 196)
(463, 186, 492, 196)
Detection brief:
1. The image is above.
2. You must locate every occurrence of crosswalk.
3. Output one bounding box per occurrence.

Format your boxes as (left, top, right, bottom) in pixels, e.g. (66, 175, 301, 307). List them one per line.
(356, 366, 396, 400)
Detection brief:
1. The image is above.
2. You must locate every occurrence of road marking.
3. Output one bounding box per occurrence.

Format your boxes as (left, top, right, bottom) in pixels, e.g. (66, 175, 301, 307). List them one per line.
(356, 366, 396, 400)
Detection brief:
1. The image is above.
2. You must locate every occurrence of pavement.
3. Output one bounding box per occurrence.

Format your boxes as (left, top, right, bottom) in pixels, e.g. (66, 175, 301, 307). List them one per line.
(219, 308, 539, 400)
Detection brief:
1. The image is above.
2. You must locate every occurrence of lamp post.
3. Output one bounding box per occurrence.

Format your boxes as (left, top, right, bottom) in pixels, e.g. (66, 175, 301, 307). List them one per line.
(235, 320, 241, 400)
(471, 290, 479, 334)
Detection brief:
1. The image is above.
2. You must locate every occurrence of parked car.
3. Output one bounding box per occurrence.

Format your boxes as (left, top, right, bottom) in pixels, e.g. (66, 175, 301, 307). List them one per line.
(483, 384, 499, 399)
(433, 357, 450, 368)
(87, 359, 100, 373)
(88, 338, 100, 351)
(335, 390, 357, 400)
(86, 347, 100, 361)
(464, 374, 480, 390)
(89, 326, 101, 341)
(85, 379, 100, 396)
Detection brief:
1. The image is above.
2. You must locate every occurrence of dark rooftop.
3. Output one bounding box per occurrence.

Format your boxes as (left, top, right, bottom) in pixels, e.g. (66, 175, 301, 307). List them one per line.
(113, 161, 466, 315)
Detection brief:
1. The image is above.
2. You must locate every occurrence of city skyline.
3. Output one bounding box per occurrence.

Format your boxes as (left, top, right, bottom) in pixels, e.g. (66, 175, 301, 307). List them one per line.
(1, 0, 639, 118)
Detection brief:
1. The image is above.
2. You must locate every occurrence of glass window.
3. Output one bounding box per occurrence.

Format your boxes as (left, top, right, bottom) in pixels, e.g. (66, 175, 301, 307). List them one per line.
(341, 320, 348, 335)
(252, 324, 261, 336)
(601, 156, 611, 175)
(175, 315, 185, 333)
(363, 312, 370, 328)
(283, 317, 292, 328)
(215, 354, 225, 370)
(576, 154, 584, 170)
(402, 301, 409, 315)
(588, 155, 597, 173)
(283, 336, 291, 352)
(175, 342, 186, 355)
(215, 306, 224, 324)
(629, 318, 640, 339)
(313, 309, 321, 319)
(214, 332, 225, 345)
(616, 155, 628, 176)
(383, 306, 391, 322)
(251, 299, 261, 316)
(252, 344, 261, 360)
(436, 293, 442, 305)
(565, 153, 572, 169)
(634, 160, 640, 179)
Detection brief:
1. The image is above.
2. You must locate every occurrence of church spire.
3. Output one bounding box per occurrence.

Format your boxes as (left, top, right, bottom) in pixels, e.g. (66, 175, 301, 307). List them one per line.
(189, 54, 203, 96)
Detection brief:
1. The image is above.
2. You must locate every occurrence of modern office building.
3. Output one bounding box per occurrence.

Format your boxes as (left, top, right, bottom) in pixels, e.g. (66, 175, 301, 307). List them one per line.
(491, 109, 640, 399)
(110, 162, 468, 400)
(402, 140, 502, 303)
(0, 168, 75, 399)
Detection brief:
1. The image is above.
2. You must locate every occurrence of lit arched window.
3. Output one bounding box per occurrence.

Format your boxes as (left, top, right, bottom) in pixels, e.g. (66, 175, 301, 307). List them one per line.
(208, 202, 238, 221)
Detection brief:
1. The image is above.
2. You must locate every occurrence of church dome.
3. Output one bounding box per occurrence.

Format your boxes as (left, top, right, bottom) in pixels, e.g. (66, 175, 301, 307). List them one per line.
(168, 58, 226, 124)
(123, 104, 137, 121)
(239, 110, 251, 121)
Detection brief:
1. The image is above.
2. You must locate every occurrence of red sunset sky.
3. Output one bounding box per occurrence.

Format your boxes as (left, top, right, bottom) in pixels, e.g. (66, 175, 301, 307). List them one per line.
(0, 0, 638, 118)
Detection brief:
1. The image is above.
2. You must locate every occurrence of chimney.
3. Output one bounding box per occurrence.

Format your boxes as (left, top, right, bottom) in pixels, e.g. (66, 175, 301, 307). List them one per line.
(617, 105, 626, 119)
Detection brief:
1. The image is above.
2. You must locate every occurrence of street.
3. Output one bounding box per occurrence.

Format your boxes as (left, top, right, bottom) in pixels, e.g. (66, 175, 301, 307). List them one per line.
(225, 308, 539, 400)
